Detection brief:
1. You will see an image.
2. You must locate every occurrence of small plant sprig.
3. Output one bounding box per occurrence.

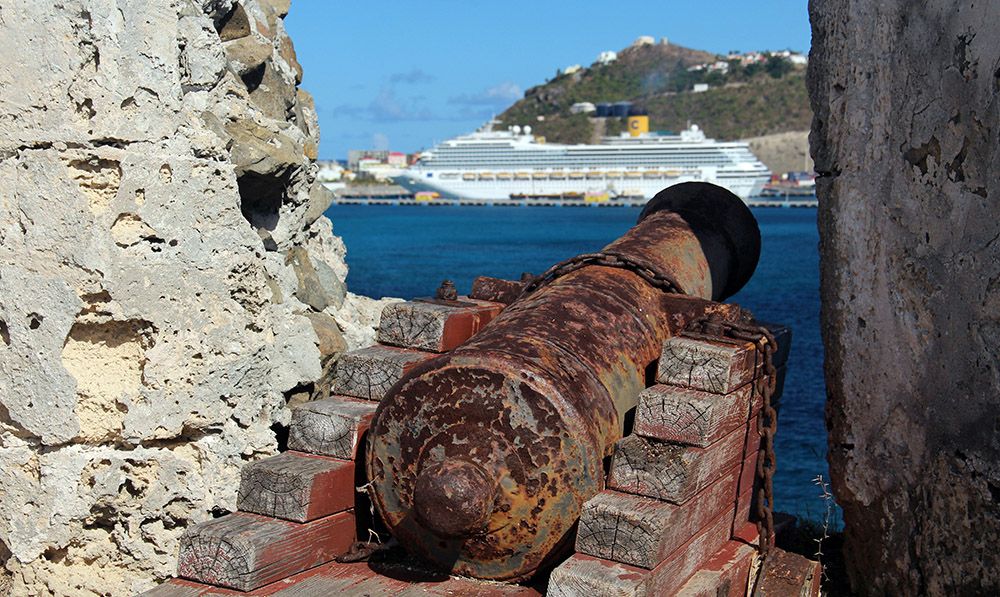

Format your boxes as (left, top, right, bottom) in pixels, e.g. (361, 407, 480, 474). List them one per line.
(813, 474, 833, 584)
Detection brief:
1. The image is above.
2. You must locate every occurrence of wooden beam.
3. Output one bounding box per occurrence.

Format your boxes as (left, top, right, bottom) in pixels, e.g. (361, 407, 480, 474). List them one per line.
(576, 466, 740, 568)
(237, 452, 355, 522)
(642, 503, 741, 597)
(287, 397, 376, 460)
(548, 504, 737, 597)
(755, 548, 822, 597)
(675, 538, 759, 597)
(608, 424, 746, 503)
(656, 336, 760, 395)
(177, 511, 355, 591)
(332, 345, 435, 401)
(546, 554, 648, 597)
(376, 299, 502, 352)
(633, 383, 753, 447)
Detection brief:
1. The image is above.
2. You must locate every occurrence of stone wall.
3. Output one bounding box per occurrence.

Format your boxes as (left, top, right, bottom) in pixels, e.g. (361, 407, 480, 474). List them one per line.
(809, 1, 1000, 594)
(0, 1, 391, 594)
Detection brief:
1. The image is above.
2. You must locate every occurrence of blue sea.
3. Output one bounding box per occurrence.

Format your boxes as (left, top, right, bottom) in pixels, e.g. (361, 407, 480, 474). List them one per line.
(325, 204, 838, 526)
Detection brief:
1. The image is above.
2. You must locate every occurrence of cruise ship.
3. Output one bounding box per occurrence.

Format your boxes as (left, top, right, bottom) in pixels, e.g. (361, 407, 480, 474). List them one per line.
(401, 115, 771, 202)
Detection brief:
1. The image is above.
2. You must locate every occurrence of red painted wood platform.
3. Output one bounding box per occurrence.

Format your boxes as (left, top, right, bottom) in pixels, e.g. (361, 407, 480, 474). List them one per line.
(146, 550, 542, 596)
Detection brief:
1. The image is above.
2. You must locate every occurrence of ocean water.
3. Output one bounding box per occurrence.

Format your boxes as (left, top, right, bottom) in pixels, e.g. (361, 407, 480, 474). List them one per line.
(325, 204, 837, 525)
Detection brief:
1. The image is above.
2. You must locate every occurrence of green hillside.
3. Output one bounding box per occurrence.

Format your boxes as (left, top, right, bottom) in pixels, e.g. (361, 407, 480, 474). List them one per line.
(496, 42, 811, 144)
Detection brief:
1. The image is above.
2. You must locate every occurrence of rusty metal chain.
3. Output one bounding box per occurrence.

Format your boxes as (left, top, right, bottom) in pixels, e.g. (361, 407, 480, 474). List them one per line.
(518, 251, 685, 298)
(690, 316, 778, 560)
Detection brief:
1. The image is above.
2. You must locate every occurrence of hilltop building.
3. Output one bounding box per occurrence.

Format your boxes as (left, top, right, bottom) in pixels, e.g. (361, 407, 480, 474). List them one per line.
(595, 50, 618, 65)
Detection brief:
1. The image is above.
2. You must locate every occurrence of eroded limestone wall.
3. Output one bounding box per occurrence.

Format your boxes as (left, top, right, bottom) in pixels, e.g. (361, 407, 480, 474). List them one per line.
(0, 1, 391, 594)
(809, 2, 1000, 594)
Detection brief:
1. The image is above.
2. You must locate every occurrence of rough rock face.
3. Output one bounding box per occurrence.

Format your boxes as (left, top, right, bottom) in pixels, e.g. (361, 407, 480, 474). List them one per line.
(0, 1, 391, 594)
(809, 2, 1000, 594)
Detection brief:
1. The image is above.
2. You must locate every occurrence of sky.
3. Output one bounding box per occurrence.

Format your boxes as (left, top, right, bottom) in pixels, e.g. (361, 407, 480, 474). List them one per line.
(285, 1, 811, 160)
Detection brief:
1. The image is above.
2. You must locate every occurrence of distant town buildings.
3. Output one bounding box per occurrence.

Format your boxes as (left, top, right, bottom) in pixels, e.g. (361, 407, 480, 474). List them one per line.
(347, 149, 388, 170)
(692, 83, 709, 93)
(633, 35, 655, 47)
(316, 160, 350, 192)
(386, 151, 407, 167)
(342, 150, 417, 182)
(595, 50, 618, 65)
(562, 64, 583, 75)
(570, 102, 597, 114)
(686, 50, 807, 76)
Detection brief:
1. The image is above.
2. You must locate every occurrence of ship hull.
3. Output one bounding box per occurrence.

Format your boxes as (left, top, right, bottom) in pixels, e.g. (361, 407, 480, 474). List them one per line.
(402, 170, 769, 201)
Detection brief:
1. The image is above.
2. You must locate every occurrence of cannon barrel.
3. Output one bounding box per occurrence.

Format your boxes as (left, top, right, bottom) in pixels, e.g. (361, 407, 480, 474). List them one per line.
(366, 183, 761, 581)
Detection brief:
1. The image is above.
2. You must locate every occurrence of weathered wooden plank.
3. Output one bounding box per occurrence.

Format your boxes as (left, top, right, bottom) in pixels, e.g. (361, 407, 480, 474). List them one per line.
(470, 276, 525, 305)
(576, 466, 741, 568)
(549, 506, 736, 597)
(734, 521, 760, 545)
(656, 336, 759, 394)
(607, 424, 746, 503)
(633, 383, 753, 447)
(376, 299, 502, 352)
(734, 451, 759, 533)
(269, 560, 378, 596)
(287, 397, 377, 459)
(237, 452, 355, 522)
(177, 511, 355, 591)
(643, 503, 740, 597)
(138, 579, 215, 597)
(408, 579, 540, 596)
(271, 570, 387, 596)
(675, 538, 759, 597)
(144, 556, 543, 596)
(331, 345, 435, 401)
(756, 548, 822, 597)
(546, 554, 649, 597)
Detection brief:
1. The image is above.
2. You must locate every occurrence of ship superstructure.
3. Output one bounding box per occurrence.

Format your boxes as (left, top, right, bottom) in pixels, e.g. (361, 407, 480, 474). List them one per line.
(401, 118, 771, 201)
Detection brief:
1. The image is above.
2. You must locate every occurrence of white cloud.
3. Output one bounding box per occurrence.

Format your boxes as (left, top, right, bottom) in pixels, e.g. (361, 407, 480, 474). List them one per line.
(389, 68, 436, 84)
(448, 81, 523, 107)
(367, 88, 434, 122)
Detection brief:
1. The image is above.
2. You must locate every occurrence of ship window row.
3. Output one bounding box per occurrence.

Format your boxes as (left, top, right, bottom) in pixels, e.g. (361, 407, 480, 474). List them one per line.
(430, 155, 756, 162)
(427, 155, 745, 162)
(436, 148, 751, 155)
(423, 160, 746, 167)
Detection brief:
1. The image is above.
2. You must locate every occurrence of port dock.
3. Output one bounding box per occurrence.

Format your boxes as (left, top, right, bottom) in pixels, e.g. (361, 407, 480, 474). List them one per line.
(332, 195, 817, 208)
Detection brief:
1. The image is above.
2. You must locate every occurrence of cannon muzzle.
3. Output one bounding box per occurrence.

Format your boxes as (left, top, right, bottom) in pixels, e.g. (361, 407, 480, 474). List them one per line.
(366, 183, 760, 580)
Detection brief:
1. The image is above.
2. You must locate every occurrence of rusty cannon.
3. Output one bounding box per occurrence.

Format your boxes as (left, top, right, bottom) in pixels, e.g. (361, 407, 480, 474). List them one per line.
(365, 182, 762, 581)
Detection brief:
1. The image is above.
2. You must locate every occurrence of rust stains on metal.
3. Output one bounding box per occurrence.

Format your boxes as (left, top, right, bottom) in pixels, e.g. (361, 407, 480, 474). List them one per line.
(366, 183, 761, 581)
(470, 276, 527, 305)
